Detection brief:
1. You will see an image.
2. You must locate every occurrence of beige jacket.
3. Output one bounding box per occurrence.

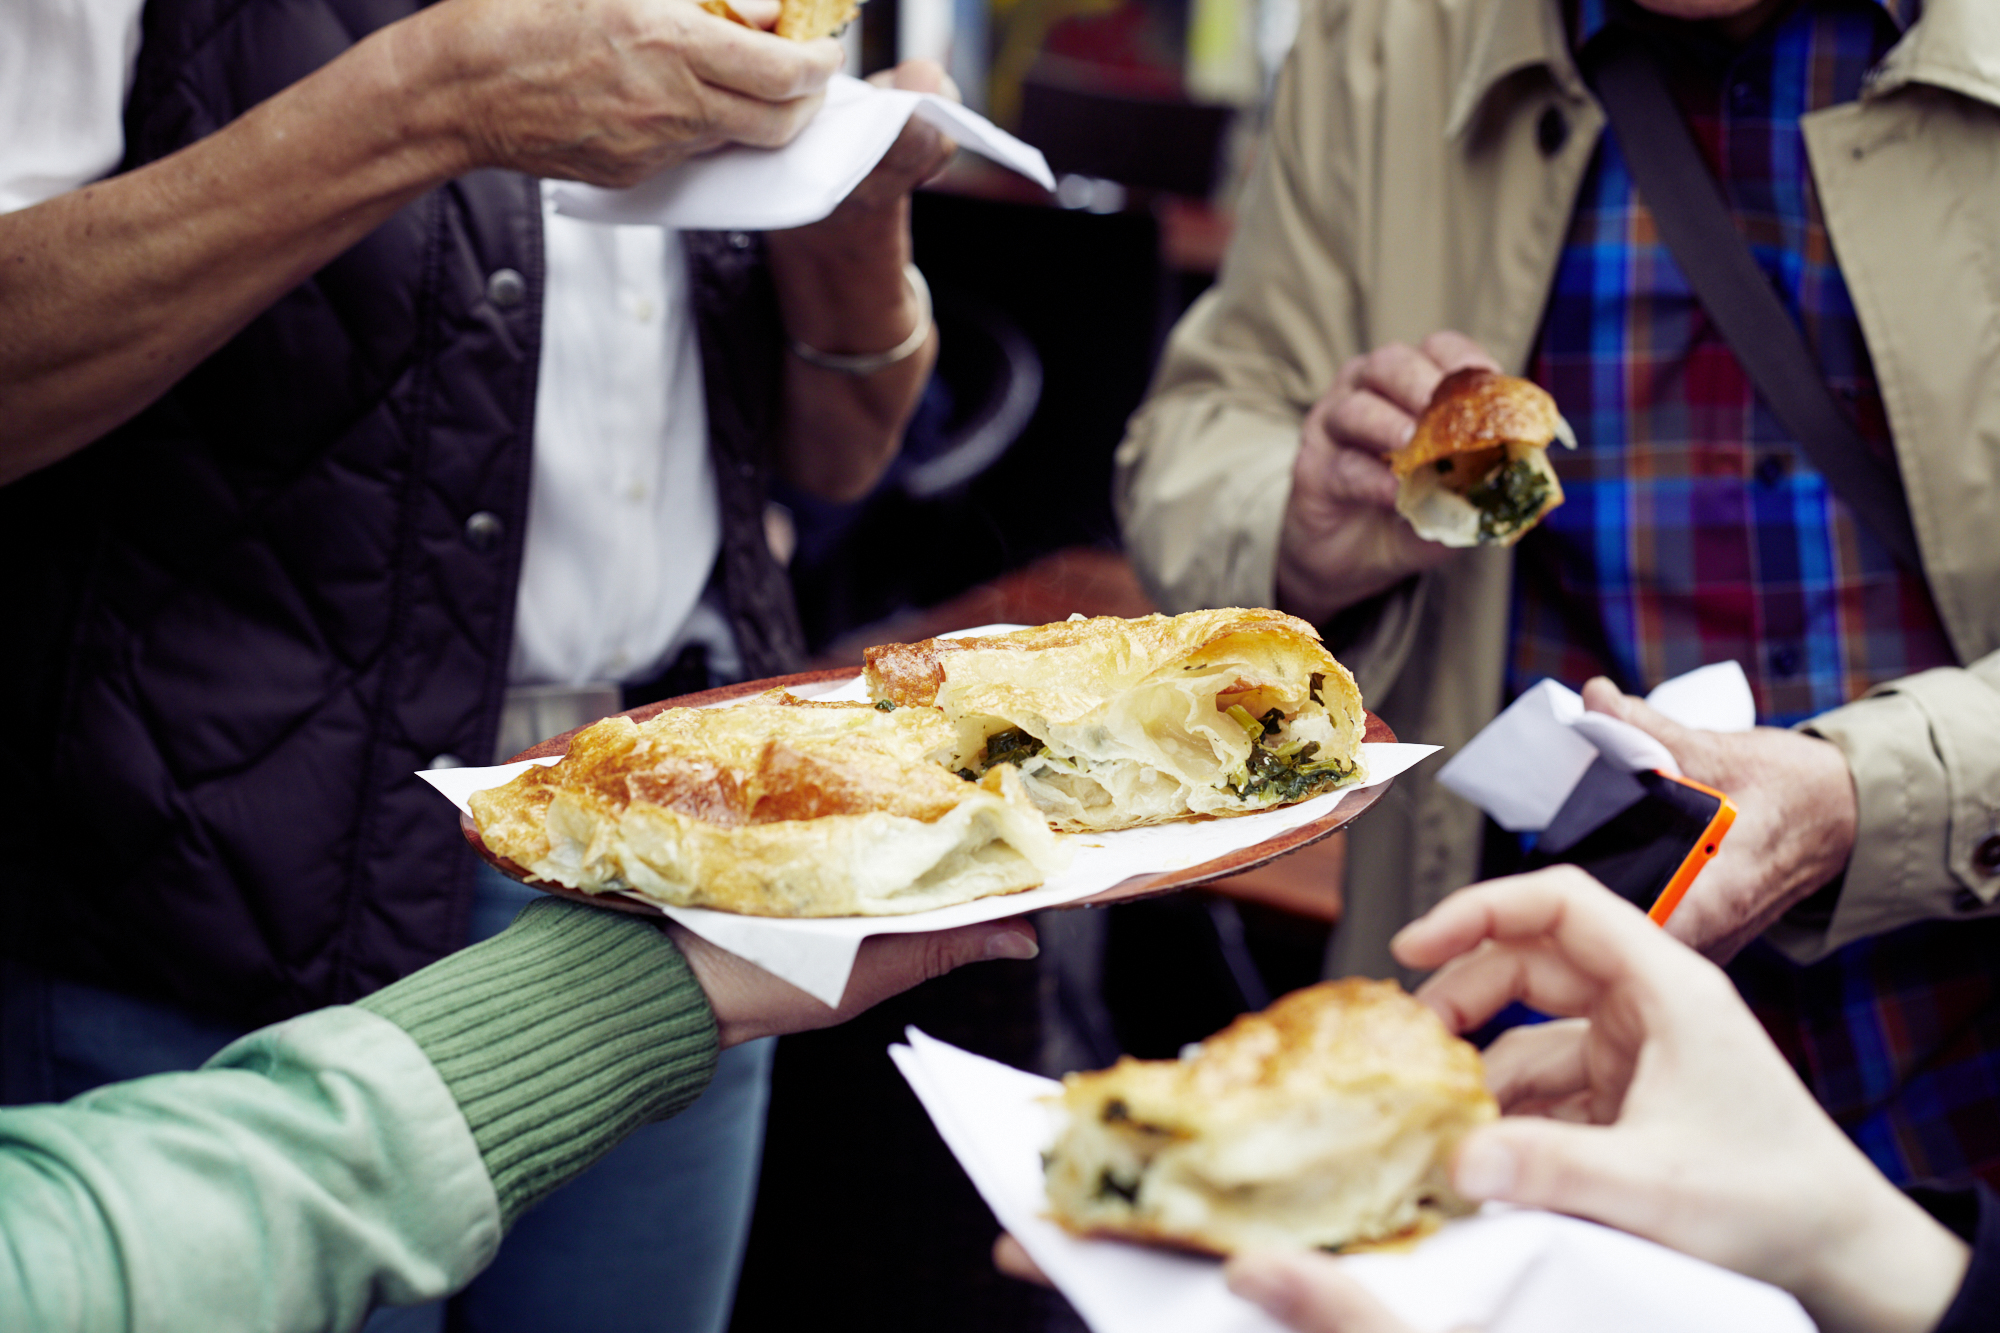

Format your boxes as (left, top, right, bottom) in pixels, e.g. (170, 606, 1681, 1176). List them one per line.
(1116, 0, 2000, 977)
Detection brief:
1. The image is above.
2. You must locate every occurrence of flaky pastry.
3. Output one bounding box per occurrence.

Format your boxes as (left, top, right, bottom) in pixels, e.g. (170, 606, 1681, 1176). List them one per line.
(1043, 979, 1495, 1254)
(468, 692, 1066, 916)
(1389, 368, 1577, 547)
(864, 609, 1367, 832)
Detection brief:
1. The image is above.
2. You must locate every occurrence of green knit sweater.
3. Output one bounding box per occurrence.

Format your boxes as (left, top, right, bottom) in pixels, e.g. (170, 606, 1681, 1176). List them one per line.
(358, 897, 721, 1225)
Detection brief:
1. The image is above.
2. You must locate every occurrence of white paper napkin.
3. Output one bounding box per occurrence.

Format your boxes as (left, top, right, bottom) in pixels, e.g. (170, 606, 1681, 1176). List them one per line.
(890, 1029, 1812, 1333)
(551, 74, 1055, 232)
(423, 740, 1435, 1004)
(1436, 661, 1755, 833)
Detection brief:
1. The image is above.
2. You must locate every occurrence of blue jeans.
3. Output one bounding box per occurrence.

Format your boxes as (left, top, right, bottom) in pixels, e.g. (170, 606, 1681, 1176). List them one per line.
(0, 863, 772, 1333)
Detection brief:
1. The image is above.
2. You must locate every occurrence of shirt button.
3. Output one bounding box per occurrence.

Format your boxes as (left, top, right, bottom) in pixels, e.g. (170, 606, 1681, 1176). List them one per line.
(1756, 455, 1788, 488)
(728, 231, 752, 250)
(1537, 105, 1569, 157)
(1770, 645, 1800, 677)
(1976, 834, 2000, 876)
(486, 268, 527, 309)
(1729, 82, 1759, 114)
(464, 511, 504, 551)
(428, 753, 465, 770)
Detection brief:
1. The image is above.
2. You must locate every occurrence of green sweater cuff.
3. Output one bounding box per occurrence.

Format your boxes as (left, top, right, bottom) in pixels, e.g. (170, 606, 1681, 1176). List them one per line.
(358, 897, 719, 1226)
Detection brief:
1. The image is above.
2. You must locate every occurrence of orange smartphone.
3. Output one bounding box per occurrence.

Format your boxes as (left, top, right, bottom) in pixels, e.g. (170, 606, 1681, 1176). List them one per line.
(1522, 759, 1737, 925)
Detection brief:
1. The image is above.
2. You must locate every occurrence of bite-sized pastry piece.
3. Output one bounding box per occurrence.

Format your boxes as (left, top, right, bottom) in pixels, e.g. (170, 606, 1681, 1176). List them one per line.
(468, 691, 1066, 916)
(864, 609, 1367, 832)
(699, 0, 860, 39)
(1390, 368, 1577, 547)
(1043, 979, 1495, 1255)
(776, 0, 861, 39)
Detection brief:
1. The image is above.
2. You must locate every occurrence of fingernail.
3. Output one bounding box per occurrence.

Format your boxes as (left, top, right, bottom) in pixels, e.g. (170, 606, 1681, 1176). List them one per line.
(1454, 1137, 1515, 1200)
(1224, 1254, 1297, 1315)
(1399, 422, 1416, 444)
(984, 929, 1039, 961)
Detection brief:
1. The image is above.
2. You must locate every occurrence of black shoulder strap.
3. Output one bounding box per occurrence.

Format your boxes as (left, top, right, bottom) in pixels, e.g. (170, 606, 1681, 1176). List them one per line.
(1584, 34, 1925, 574)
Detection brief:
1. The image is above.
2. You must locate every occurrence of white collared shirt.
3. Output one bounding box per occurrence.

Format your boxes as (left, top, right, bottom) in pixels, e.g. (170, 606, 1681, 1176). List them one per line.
(2, 0, 723, 688)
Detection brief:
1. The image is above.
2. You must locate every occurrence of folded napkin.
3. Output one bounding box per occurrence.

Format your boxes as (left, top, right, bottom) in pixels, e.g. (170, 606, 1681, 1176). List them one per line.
(551, 73, 1055, 231)
(1437, 661, 1755, 833)
(891, 1028, 1813, 1333)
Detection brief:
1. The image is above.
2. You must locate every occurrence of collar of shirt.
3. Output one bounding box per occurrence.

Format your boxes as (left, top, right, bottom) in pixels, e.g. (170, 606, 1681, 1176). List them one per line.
(1570, 0, 1918, 51)
(1440, 0, 1995, 143)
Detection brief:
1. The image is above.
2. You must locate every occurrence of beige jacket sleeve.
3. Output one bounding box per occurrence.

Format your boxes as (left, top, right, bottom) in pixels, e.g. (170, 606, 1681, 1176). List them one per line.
(1114, 0, 1368, 621)
(1767, 650, 2000, 961)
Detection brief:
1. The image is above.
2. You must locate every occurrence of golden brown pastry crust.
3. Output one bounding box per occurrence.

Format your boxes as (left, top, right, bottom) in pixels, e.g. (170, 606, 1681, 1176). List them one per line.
(1043, 979, 1496, 1255)
(863, 610, 1368, 831)
(469, 691, 1065, 916)
(1389, 368, 1562, 477)
(775, 0, 861, 40)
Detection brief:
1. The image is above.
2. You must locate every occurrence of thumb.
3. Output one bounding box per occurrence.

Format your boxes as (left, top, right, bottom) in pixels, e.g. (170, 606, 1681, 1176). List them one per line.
(1580, 676, 1702, 757)
(1226, 1252, 1424, 1333)
(1454, 1119, 1666, 1239)
(836, 920, 1039, 1016)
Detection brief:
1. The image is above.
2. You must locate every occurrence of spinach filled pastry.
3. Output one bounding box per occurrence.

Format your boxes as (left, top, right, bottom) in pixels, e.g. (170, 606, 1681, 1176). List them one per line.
(468, 692, 1066, 916)
(1043, 979, 1495, 1255)
(863, 609, 1367, 832)
(700, 0, 860, 39)
(1390, 367, 1577, 547)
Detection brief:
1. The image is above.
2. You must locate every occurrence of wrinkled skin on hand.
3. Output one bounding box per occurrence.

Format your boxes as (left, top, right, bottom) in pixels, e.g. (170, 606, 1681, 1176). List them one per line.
(1578, 677, 1858, 962)
(413, 0, 843, 187)
(1274, 331, 1498, 626)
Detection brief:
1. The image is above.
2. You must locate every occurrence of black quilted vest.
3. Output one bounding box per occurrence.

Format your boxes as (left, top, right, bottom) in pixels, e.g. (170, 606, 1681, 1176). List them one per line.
(0, 0, 804, 1025)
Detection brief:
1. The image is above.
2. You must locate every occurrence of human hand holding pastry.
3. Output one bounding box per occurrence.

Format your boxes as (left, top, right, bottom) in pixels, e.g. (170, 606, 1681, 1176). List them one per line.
(1275, 331, 1499, 625)
(1398, 866, 1964, 1333)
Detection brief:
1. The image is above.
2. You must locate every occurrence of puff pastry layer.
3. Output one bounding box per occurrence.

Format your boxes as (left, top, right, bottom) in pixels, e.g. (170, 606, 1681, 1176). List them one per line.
(864, 609, 1367, 831)
(1044, 979, 1495, 1254)
(469, 692, 1067, 916)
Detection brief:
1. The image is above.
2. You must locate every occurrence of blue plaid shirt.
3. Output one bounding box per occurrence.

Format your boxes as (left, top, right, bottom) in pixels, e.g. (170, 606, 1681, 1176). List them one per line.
(1510, 0, 2000, 1191)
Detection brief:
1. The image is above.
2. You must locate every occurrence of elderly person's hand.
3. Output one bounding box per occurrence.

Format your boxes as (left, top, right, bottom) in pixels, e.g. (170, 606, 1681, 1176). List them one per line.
(1396, 866, 1965, 1333)
(1578, 676, 1858, 961)
(764, 58, 956, 501)
(413, 0, 843, 186)
(1274, 332, 1498, 626)
(666, 916, 1037, 1046)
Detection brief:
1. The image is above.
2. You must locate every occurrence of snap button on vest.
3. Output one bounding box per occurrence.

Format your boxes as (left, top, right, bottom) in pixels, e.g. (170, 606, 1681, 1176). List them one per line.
(464, 511, 504, 551)
(486, 268, 527, 308)
(1537, 105, 1569, 157)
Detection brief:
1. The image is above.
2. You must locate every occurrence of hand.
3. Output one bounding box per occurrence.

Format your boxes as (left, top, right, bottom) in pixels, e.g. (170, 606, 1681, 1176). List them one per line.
(767, 59, 956, 346)
(411, 0, 843, 187)
(1394, 867, 1966, 1333)
(996, 1232, 1436, 1332)
(1579, 676, 1857, 962)
(765, 59, 953, 500)
(1226, 1253, 1431, 1333)
(1274, 332, 1498, 625)
(665, 917, 1037, 1047)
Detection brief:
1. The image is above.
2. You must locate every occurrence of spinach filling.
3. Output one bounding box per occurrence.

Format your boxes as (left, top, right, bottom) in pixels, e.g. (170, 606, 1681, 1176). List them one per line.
(1464, 454, 1551, 542)
(962, 726, 1046, 781)
(1231, 743, 1354, 803)
(1095, 1168, 1142, 1205)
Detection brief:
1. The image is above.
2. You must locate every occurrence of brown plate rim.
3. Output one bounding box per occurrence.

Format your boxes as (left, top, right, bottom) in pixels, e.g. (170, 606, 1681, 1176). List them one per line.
(458, 667, 1398, 918)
